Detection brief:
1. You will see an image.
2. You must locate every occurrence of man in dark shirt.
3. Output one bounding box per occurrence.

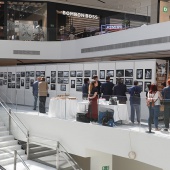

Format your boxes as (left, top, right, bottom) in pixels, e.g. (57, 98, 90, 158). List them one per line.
(113, 78, 127, 104)
(101, 76, 114, 101)
(93, 75, 101, 98)
(82, 78, 90, 99)
(162, 79, 170, 131)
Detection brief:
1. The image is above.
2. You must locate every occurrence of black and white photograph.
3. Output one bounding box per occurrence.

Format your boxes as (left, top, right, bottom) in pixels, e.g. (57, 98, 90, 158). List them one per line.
(40, 71, 45, 77)
(46, 77, 50, 84)
(8, 78, 12, 83)
(116, 70, 124, 77)
(8, 72, 12, 78)
(51, 84, 56, 90)
(70, 71, 76, 77)
(136, 69, 143, 79)
(76, 85, 82, 92)
(138, 81, 143, 92)
(12, 83, 15, 88)
(3, 80, 7, 85)
(36, 71, 40, 77)
(92, 70, 97, 78)
(58, 78, 63, 84)
(77, 71, 83, 77)
(84, 70, 91, 77)
(30, 71, 35, 77)
(26, 77, 30, 83)
(145, 69, 152, 79)
(4, 72, 7, 79)
(25, 83, 29, 89)
(71, 80, 75, 88)
(12, 74, 15, 81)
(125, 78, 133, 85)
(51, 77, 56, 83)
(21, 79, 24, 86)
(16, 72, 21, 78)
(107, 70, 114, 77)
(60, 85, 66, 91)
(100, 70, 105, 79)
(76, 78, 83, 84)
(51, 71, 56, 77)
(63, 71, 69, 77)
(63, 78, 69, 84)
(16, 83, 20, 89)
(0, 72, 3, 77)
(30, 79, 34, 86)
(126, 86, 131, 92)
(16, 78, 20, 83)
(26, 71, 30, 77)
(58, 71, 63, 77)
(116, 78, 124, 84)
(8, 83, 12, 88)
(21, 72, 25, 77)
(125, 69, 133, 77)
(0, 79, 3, 86)
(144, 82, 151, 92)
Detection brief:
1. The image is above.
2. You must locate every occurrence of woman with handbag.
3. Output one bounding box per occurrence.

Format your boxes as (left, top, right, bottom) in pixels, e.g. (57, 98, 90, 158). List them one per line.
(147, 84, 162, 131)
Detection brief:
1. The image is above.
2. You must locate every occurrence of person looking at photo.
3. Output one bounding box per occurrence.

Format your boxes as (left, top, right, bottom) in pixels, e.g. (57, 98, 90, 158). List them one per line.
(93, 75, 101, 97)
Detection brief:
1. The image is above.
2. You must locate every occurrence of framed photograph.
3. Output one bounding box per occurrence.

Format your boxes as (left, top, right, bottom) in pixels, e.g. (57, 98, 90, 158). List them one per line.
(46, 77, 50, 84)
(16, 83, 20, 89)
(58, 78, 63, 84)
(21, 79, 24, 86)
(71, 80, 75, 88)
(30, 71, 35, 77)
(100, 81, 105, 84)
(116, 70, 124, 77)
(100, 70, 105, 79)
(145, 69, 152, 79)
(12, 74, 15, 81)
(125, 78, 133, 85)
(63, 71, 69, 77)
(116, 78, 124, 84)
(76, 78, 83, 84)
(58, 71, 63, 77)
(12, 83, 15, 88)
(0, 79, 3, 86)
(126, 86, 131, 92)
(8, 83, 11, 88)
(136, 69, 143, 79)
(16, 72, 21, 78)
(60, 85, 66, 91)
(0, 72, 3, 77)
(76, 85, 82, 92)
(92, 70, 97, 78)
(40, 71, 45, 77)
(16, 78, 20, 83)
(3, 80, 7, 85)
(51, 77, 56, 83)
(77, 71, 83, 77)
(51, 84, 56, 90)
(25, 83, 29, 89)
(63, 78, 69, 84)
(144, 82, 151, 92)
(4, 72, 7, 79)
(125, 69, 133, 77)
(138, 81, 143, 92)
(84, 70, 91, 77)
(8, 72, 12, 78)
(8, 78, 12, 83)
(21, 72, 25, 77)
(51, 71, 56, 77)
(107, 70, 114, 77)
(36, 71, 40, 77)
(70, 71, 76, 77)
(26, 78, 30, 83)
(30, 79, 34, 86)
(26, 71, 30, 77)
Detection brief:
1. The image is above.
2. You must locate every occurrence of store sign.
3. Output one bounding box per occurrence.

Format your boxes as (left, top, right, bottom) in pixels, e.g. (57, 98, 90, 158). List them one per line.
(62, 11, 98, 19)
(163, 6, 168, 12)
(105, 24, 123, 30)
(102, 166, 109, 170)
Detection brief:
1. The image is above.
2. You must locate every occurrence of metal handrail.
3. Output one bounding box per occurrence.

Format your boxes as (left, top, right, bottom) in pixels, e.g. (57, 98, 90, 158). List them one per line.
(0, 102, 28, 137)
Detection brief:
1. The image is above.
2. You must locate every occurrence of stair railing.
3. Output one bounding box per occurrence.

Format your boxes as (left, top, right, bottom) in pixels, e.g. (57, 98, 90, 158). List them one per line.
(0, 102, 30, 159)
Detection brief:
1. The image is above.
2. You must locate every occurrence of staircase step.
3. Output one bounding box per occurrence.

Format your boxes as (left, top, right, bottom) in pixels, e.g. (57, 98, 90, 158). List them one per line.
(0, 126, 7, 131)
(29, 146, 52, 153)
(0, 135, 14, 142)
(0, 145, 21, 151)
(0, 131, 9, 137)
(0, 140, 18, 148)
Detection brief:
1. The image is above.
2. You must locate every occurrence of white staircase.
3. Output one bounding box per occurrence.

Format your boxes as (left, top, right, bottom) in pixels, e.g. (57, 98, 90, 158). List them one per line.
(0, 120, 27, 167)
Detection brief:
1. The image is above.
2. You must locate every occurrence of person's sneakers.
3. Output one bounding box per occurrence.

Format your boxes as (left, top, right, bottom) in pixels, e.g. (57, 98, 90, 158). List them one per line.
(164, 128, 168, 131)
(155, 128, 161, 131)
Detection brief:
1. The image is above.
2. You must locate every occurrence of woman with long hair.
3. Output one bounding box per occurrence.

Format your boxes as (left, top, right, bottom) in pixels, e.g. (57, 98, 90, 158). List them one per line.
(147, 84, 162, 131)
(88, 80, 98, 121)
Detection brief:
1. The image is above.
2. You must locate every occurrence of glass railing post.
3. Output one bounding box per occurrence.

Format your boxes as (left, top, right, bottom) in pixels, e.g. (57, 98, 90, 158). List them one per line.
(56, 141, 60, 170)
(9, 108, 11, 135)
(27, 131, 30, 159)
(14, 150, 17, 170)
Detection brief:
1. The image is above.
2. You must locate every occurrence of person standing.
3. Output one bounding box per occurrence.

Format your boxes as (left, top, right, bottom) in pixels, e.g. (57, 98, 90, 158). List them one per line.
(32, 77, 41, 110)
(93, 75, 101, 98)
(129, 80, 142, 124)
(113, 78, 127, 104)
(82, 78, 90, 99)
(162, 79, 170, 131)
(38, 77, 48, 113)
(101, 76, 114, 101)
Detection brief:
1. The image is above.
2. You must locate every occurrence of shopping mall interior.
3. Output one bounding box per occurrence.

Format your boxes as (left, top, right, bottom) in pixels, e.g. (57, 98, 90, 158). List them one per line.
(0, 0, 170, 170)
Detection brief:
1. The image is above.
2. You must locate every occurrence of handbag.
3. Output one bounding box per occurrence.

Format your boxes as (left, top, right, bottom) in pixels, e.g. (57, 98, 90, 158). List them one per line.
(146, 92, 157, 107)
